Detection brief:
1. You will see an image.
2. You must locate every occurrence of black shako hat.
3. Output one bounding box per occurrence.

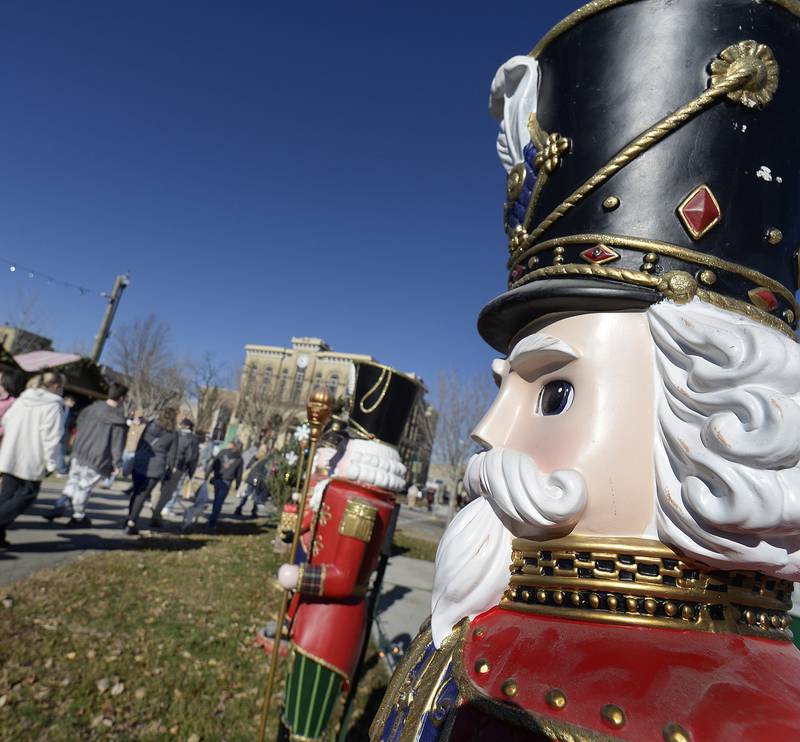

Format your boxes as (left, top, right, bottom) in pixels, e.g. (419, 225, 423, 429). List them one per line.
(478, 0, 800, 353)
(348, 362, 422, 447)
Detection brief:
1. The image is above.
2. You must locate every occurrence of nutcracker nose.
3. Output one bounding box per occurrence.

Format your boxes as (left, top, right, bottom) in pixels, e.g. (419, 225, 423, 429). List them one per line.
(472, 358, 514, 449)
(471, 385, 518, 450)
(471, 407, 499, 450)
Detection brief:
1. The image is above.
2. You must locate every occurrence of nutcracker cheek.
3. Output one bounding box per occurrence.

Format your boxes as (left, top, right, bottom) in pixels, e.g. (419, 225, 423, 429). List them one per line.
(473, 312, 657, 537)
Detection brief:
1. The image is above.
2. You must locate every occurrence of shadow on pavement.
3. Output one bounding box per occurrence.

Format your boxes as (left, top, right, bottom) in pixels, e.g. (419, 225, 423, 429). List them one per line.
(390, 543, 411, 557)
(387, 632, 413, 656)
(0, 532, 210, 558)
(377, 585, 412, 613)
(0, 519, 277, 561)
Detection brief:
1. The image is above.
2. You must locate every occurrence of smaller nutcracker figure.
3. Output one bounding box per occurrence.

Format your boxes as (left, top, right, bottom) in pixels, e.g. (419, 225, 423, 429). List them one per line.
(276, 362, 421, 741)
(258, 440, 342, 658)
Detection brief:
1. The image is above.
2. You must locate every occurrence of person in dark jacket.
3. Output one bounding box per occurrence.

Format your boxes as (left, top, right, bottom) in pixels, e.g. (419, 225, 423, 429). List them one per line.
(55, 395, 77, 475)
(150, 418, 199, 527)
(125, 408, 178, 535)
(234, 446, 271, 518)
(45, 383, 128, 526)
(206, 439, 243, 531)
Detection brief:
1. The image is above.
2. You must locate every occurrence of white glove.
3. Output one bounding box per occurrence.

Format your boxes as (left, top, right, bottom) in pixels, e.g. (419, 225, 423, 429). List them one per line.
(277, 564, 300, 590)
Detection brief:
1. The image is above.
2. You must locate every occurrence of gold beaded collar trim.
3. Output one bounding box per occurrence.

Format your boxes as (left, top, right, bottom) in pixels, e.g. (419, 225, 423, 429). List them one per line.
(501, 536, 794, 641)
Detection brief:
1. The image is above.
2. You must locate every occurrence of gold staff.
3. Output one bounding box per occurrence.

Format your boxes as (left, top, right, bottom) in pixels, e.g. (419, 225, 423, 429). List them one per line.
(257, 388, 333, 741)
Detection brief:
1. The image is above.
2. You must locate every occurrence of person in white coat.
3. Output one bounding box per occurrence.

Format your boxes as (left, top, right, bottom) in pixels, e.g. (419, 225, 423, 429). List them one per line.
(0, 371, 64, 547)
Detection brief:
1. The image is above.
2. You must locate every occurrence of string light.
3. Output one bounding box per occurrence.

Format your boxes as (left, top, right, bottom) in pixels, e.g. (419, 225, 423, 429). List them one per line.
(0, 256, 104, 298)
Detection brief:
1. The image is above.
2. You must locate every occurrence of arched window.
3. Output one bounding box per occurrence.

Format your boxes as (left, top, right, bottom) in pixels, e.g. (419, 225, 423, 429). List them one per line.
(277, 368, 289, 400)
(327, 373, 339, 396)
(291, 367, 306, 402)
(261, 366, 273, 391)
(313, 371, 323, 391)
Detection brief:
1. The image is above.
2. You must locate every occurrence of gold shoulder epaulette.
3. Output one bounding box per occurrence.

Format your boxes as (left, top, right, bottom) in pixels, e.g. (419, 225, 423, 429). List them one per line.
(339, 499, 378, 543)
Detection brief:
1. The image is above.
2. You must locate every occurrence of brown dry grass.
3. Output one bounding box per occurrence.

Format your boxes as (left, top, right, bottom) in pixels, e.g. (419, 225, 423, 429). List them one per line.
(0, 524, 387, 741)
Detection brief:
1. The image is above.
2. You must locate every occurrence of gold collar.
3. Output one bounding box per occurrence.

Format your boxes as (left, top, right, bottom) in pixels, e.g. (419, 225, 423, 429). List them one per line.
(502, 536, 793, 641)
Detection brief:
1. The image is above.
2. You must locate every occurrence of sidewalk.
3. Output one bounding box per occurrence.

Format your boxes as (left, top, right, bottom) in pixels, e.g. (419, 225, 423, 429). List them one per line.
(0, 476, 245, 588)
(373, 554, 434, 669)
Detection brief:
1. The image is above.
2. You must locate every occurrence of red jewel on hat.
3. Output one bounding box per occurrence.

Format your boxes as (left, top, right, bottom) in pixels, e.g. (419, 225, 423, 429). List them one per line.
(579, 244, 620, 265)
(511, 264, 526, 282)
(748, 287, 779, 312)
(677, 185, 721, 240)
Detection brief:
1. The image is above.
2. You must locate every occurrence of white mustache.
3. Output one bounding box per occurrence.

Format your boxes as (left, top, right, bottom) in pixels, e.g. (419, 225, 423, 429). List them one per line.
(465, 447, 587, 539)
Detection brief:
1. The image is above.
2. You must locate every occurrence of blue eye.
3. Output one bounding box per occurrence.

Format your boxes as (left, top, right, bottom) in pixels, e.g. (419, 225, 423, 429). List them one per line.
(538, 380, 574, 415)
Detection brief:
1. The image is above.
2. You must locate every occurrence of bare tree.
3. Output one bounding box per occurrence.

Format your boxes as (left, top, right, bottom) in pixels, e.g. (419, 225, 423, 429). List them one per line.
(109, 314, 188, 417)
(432, 370, 494, 516)
(190, 351, 227, 432)
(4, 288, 51, 353)
(8, 288, 43, 334)
(235, 361, 282, 447)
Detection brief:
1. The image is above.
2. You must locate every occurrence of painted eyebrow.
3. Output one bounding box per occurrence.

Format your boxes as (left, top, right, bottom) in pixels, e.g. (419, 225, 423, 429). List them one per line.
(508, 334, 580, 374)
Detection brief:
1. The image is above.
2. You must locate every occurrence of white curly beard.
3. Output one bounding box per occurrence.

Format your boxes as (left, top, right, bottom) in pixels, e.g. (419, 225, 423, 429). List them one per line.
(430, 447, 587, 647)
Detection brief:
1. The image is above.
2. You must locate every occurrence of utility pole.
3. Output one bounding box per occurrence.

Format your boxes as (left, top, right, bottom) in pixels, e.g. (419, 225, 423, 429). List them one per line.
(90, 273, 129, 364)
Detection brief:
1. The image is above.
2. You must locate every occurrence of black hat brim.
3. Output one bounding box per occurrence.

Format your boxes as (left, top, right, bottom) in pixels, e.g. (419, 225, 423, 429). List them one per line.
(477, 278, 660, 354)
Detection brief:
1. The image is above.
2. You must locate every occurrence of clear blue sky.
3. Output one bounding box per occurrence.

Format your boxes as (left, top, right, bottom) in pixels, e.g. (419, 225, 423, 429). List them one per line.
(0, 1, 575, 389)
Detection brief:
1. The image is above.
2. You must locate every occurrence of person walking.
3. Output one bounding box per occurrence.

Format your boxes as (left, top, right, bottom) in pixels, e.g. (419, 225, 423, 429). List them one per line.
(0, 370, 24, 446)
(234, 446, 271, 518)
(0, 372, 64, 547)
(197, 432, 214, 471)
(124, 409, 178, 535)
(206, 439, 243, 531)
(44, 383, 128, 526)
(406, 482, 420, 509)
(55, 395, 77, 475)
(150, 418, 199, 527)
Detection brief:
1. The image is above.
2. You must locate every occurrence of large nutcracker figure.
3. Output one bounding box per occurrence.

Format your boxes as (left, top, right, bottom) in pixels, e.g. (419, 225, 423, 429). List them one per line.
(276, 361, 421, 741)
(372, 1, 800, 740)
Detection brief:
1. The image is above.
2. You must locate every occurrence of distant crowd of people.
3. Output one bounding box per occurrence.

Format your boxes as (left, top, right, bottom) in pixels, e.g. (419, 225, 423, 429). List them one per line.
(0, 369, 274, 548)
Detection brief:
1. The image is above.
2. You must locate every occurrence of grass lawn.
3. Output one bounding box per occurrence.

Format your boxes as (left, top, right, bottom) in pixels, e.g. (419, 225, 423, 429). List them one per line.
(0, 523, 388, 741)
(391, 530, 438, 562)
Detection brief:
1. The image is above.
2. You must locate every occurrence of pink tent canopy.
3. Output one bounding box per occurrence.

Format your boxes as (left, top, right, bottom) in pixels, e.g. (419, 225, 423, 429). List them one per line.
(13, 350, 82, 372)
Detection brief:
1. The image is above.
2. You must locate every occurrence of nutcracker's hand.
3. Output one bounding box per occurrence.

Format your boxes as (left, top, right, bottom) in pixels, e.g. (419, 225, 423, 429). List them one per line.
(277, 564, 300, 590)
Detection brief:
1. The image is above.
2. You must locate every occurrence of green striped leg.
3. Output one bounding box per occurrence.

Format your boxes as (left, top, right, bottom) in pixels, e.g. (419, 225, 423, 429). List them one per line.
(791, 617, 800, 649)
(282, 649, 344, 740)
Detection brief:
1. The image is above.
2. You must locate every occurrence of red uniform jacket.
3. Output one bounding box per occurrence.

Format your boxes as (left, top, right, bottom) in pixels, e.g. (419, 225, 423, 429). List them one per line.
(372, 605, 800, 741)
(289, 477, 395, 685)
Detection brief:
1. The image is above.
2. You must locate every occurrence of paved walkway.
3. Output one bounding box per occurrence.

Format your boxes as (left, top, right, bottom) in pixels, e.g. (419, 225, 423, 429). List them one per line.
(0, 475, 247, 588)
(374, 554, 434, 668)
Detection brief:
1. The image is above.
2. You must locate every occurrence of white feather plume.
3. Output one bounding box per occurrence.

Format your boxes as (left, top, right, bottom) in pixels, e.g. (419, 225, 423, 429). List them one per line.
(489, 55, 540, 173)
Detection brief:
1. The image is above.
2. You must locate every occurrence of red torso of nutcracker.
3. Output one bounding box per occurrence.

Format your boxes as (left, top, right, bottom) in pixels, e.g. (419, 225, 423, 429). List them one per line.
(453, 605, 800, 740)
(290, 477, 396, 684)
